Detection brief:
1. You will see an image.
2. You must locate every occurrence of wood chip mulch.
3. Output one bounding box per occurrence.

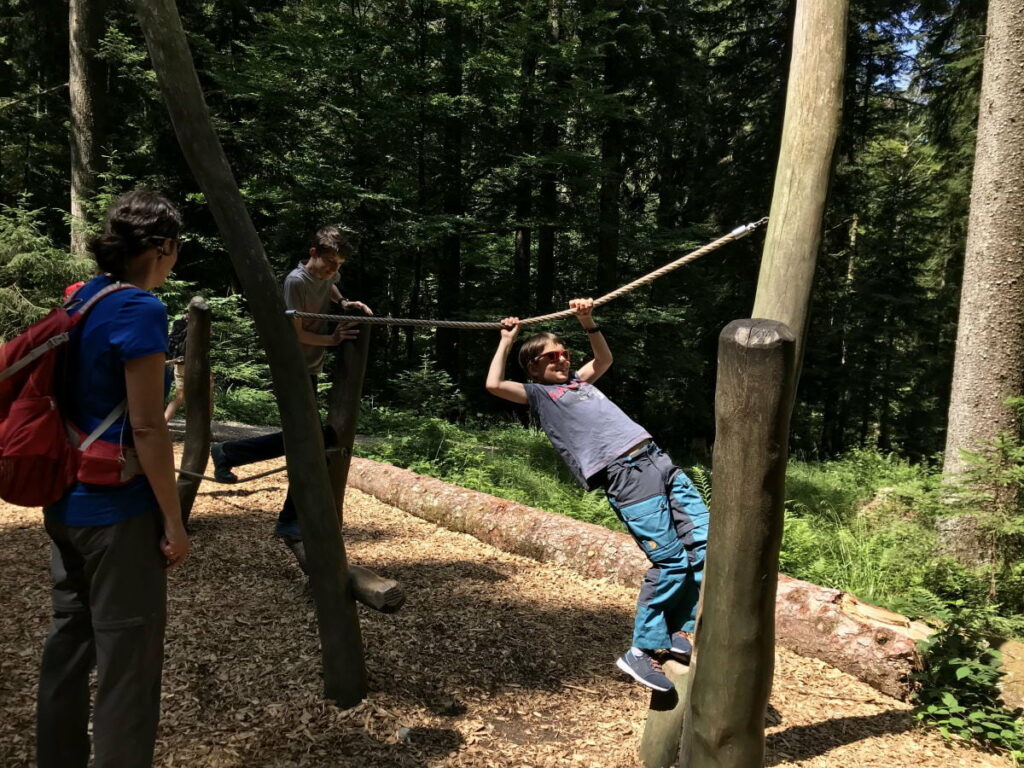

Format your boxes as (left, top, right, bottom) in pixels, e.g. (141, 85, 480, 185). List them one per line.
(0, 451, 1013, 767)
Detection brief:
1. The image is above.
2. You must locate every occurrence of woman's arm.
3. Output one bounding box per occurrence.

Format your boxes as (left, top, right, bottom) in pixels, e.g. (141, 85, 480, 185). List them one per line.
(125, 352, 189, 569)
(573, 298, 612, 383)
(485, 317, 528, 404)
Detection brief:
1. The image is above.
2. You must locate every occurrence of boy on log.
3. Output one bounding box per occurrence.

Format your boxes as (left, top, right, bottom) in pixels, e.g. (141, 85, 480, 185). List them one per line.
(485, 299, 708, 692)
(209, 226, 371, 540)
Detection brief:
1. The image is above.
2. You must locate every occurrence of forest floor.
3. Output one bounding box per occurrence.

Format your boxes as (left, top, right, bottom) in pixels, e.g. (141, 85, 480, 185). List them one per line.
(0, 448, 1013, 768)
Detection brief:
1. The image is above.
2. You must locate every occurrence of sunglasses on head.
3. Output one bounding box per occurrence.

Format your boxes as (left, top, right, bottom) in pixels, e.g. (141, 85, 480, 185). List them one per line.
(533, 349, 570, 364)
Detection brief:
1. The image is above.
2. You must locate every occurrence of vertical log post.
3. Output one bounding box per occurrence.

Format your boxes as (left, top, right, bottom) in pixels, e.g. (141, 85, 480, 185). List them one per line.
(134, 0, 367, 707)
(639, 660, 691, 768)
(176, 296, 211, 524)
(326, 315, 372, 516)
(680, 319, 796, 768)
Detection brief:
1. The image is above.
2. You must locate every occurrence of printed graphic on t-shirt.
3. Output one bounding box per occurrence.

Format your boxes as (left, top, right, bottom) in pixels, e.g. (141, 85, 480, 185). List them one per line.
(546, 380, 605, 404)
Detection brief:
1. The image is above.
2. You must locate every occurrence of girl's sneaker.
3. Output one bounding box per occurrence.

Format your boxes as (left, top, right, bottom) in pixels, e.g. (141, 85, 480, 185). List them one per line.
(669, 632, 692, 664)
(615, 649, 673, 692)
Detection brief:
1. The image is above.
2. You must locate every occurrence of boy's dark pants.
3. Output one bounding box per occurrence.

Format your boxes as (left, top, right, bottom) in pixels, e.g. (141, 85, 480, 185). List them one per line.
(216, 374, 336, 528)
(37, 511, 166, 768)
(603, 445, 709, 651)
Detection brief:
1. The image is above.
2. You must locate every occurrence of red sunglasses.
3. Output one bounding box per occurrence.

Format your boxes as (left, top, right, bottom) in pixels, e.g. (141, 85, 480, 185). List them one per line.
(533, 349, 570, 364)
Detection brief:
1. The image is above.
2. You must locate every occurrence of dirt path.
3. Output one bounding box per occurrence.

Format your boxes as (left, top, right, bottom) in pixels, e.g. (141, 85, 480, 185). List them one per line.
(0, 453, 1011, 767)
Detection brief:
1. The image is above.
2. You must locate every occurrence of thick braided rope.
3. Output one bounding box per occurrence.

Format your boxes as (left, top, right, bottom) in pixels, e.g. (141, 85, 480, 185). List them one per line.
(287, 217, 768, 330)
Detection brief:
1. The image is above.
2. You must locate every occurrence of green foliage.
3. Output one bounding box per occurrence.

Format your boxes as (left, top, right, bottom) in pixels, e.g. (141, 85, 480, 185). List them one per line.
(913, 601, 1024, 760)
(390, 355, 465, 417)
(0, 203, 92, 340)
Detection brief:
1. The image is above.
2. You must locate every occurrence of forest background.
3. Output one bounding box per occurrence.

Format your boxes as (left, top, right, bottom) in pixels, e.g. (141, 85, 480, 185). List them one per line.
(2, 1, 1014, 634)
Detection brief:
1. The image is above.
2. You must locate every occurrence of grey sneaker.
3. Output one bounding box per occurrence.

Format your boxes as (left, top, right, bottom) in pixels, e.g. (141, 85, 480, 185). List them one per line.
(616, 650, 673, 692)
(211, 442, 238, 484)
(669, 632, 692, 664)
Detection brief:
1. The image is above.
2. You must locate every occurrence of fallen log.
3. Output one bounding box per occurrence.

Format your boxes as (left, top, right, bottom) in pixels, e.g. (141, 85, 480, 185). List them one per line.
(346, 456, 932, 699)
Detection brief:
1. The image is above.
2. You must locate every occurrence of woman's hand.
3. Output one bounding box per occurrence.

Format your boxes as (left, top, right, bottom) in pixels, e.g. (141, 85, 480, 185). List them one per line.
(500, 317, 522, 342)
(160, 519, 190, 570)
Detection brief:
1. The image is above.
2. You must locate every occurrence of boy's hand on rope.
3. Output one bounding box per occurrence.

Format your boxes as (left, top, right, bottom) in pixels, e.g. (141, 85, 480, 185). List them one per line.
(343, 300, 374, 316)
(500, 317, 522, 341)
(569, 298, 596, 328)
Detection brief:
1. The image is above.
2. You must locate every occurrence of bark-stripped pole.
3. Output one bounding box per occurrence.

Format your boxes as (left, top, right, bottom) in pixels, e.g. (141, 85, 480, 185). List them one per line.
(324, 319, 407, 612)
(326, 316, 372, 515)
(176, 296, 211, 524)
(133, 0, 366, 706)
(680, 319, 796, 768)
(751, 0, 848, 379)
(639, 661, 690, 768)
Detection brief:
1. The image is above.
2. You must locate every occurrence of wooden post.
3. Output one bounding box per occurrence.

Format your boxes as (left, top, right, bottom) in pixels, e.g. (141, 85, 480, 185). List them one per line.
(134, 0, 367, 707)
(326, 315, 372, 516)
(283, 538, 406, 614)
(176, 296, 211, 525)
(751, 0, 848, 375)
(639, 660, 690, 768)
(679, 319, 795, 768)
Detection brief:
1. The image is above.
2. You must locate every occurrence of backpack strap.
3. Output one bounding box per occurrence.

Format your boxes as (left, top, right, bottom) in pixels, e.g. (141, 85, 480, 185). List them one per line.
(68, 281, 138, 321)
(79, 400, 127, 451)
(0, 332, 71, 384)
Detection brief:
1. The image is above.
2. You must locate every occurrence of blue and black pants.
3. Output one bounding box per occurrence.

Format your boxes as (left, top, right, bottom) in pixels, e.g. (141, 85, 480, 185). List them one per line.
(601, 444, 709, 652)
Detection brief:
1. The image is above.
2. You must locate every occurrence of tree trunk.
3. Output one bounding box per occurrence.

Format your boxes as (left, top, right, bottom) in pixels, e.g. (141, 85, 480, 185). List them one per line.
(679, 320, 796, 768)
(345, 456, 931, 700)
(750, 0, 848, 378)
(942, 0, 1024, 480)
(69, 0, 106, 255)
(134, 0, 367, 707)
(512, 29, 538, 314)
(436, 5, 463, 380)
(595, 4, 627, 295)
(535, 0, 563, 315)
(176, 296, 211, 524)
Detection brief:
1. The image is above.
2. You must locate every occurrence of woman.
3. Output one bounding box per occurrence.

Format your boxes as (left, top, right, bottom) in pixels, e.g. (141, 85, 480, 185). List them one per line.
(37, 190, 189, 768)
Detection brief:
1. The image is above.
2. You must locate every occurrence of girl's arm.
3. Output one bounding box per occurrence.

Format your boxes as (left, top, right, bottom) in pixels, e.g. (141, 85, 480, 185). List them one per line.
(573, 298, 612, 383)
(485, 317, 528, 404)
(125, 352, 189, 569)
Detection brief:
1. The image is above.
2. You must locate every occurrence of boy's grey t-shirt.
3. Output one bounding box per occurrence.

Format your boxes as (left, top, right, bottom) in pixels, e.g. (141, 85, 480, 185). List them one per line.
(525, 373, 650, 490)
(283, 262, 341, 373)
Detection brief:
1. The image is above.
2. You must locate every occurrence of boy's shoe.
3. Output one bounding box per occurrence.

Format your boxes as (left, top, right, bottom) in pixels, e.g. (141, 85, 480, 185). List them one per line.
(211, 442, 238, 484)
(274, 520, 302, 541)
(616, 650, 673, 692)
(669, 632, 692, 664)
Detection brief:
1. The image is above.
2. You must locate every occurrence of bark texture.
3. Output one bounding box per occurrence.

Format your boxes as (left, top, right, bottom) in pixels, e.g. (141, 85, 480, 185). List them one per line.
(346, 457, 931, 699)
(69, 0, 106, 255)
(943, 0, 1024, 479)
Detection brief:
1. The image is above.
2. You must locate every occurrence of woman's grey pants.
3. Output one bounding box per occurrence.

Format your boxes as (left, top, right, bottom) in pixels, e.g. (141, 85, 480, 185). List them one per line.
(37, 510, 167, 768)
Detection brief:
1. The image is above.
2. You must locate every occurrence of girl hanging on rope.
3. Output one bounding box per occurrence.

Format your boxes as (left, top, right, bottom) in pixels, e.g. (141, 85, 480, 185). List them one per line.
(485, 299, 709, 692)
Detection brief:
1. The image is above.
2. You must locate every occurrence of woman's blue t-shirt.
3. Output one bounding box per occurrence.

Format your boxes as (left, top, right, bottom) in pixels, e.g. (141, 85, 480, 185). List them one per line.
(45, 275, 170, 527)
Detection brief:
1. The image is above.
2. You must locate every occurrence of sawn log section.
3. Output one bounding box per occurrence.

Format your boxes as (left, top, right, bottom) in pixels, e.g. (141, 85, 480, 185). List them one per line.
(346, 456, 932, 700)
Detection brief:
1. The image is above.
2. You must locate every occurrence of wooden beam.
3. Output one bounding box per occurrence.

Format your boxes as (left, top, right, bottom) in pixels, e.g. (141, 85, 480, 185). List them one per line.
(176, 296, 211, 524)
(282, 539, 406, 614)
(639, 660, 690, 768)
(751, 0, 848, 374)
(680, 319, 796, 768)
(133, 0, 366, 707)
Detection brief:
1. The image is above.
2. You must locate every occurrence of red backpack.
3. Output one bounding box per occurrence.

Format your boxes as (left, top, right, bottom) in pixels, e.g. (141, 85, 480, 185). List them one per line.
(0, 283, 137, 507)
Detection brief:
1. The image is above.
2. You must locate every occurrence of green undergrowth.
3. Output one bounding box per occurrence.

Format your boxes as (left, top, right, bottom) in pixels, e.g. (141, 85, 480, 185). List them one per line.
(352, 407, 1024, 635)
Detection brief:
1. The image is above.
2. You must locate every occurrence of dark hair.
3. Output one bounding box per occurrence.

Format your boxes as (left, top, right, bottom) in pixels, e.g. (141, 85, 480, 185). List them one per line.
(310, 225, 354, 257)
(88, 190, 182, 280)
(518, 332, 565, 380)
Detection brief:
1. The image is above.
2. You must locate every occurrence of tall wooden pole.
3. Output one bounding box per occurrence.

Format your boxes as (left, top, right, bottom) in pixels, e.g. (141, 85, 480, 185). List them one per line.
(326, 318, 372, 516)
(751, 0, 848, 376)
(176, 296, 211, 524)
(681, 319, 796, 768)
(133, 0, 366, 706)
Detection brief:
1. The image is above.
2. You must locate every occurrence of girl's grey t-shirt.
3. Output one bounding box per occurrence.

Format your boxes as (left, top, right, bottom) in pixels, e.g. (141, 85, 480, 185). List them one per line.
(525, 373, 650, 489)
(283, 262, 341, 373)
